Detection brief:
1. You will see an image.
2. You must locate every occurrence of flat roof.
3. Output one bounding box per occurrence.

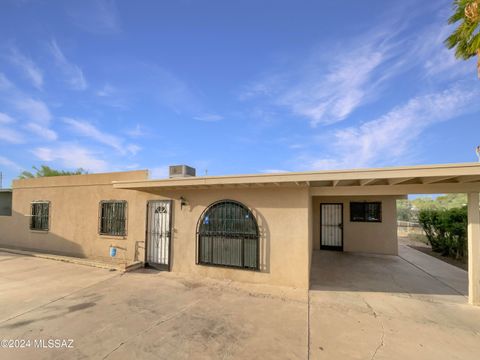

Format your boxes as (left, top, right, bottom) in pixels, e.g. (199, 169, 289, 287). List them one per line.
(113, 162, 480, 194)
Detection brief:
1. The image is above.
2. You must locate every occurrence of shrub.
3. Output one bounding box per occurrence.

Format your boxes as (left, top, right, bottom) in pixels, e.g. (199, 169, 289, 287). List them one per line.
(418, 206, 467, 261)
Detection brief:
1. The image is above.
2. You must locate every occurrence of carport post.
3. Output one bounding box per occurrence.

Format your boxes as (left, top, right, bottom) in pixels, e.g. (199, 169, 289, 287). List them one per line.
(468, 192, 480, 305)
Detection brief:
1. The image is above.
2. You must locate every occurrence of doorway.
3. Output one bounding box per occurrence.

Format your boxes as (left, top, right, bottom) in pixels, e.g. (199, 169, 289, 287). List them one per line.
(320, 203, 343, 250)
(146, 200, 172, 270)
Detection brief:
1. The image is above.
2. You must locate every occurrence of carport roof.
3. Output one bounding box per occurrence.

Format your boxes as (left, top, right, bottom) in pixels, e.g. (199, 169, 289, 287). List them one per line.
(113, 162, 480, 195)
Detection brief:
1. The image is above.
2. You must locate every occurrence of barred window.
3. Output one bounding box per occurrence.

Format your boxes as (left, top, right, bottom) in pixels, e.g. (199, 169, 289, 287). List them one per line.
(30, 202, 49, 231)
(197, 200, 259, 270)
(99, 201, 127, 236)
(350, 202, 382, 222)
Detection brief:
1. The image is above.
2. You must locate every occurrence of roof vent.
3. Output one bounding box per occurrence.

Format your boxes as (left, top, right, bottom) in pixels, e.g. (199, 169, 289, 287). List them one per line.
(169, 165, 196, 178)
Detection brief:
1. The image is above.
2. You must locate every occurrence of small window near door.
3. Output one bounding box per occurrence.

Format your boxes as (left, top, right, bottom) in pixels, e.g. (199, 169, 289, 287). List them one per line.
(30, 201, 50, 231)
(99, 201, 127, 236)
(350, 202, 382, 222)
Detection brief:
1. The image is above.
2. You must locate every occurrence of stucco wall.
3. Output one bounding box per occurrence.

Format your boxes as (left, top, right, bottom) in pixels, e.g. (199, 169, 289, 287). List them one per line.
(136, 187, 311, 289)
(0, 172, 311, 289)
(0, 171, 149, 262)
(312, 196, 398, 255)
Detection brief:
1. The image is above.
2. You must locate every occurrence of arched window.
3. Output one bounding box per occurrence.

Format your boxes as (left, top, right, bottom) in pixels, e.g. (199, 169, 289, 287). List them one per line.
(197, 200, 259, 270)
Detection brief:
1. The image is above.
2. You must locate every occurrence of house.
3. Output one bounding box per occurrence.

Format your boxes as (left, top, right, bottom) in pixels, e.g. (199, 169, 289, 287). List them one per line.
(0, 162, 479, 305)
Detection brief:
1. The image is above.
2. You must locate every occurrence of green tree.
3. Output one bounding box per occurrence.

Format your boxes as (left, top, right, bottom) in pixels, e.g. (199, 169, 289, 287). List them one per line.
(445, 0, 480, 78)
(18, 165, 87, 179)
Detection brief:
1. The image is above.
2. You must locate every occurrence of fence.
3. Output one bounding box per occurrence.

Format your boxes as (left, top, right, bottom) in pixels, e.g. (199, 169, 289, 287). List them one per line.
(397, 220, 425, 236)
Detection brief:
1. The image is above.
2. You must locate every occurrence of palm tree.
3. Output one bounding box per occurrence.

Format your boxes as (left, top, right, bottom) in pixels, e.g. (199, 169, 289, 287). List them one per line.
(445, 0, 480, 78)
(18, 165, 87, 179)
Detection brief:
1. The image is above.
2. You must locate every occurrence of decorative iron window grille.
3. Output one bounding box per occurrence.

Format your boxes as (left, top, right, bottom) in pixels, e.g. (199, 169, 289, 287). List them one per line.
(30, 201, 50, 231)
(197, 200, 259, 270)
(99, 201, 127, 236)
(350, 202, 382, 222)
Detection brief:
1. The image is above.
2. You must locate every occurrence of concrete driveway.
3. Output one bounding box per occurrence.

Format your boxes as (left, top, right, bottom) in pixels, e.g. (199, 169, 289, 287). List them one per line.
(0, 251, 307, 360)
(1, 246, 480, 360)
(309, 245, 480, 360)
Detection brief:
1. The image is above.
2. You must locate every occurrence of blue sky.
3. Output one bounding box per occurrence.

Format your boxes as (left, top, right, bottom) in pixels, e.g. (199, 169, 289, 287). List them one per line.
(0, 0, 479, 187)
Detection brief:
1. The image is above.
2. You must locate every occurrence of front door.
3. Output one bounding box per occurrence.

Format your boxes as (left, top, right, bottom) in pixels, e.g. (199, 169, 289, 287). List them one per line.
(320, 203, 343, 250)
(146, 200, 172, 269)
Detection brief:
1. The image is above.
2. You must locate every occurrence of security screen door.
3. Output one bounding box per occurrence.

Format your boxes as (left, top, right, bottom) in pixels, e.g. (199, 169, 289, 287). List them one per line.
(320, 203, 343, 250)
(146, 200, 172, 269)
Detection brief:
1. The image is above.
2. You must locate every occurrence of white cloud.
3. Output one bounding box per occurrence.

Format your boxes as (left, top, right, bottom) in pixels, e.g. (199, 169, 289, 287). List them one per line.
(8, 47, 43, 89)
(63, 117, 139, 155)
(125, 144, 141, 155)
(34, 144, 108, 172)
(420, 24, 474, 78)
(0, 113, 14, 124)
(305, 86, 480, 170)
(0, 156, 22, 170)
(14, 97, 52, 125)
(12, 97, 57, 140)
(0, 75, 57, 141)
(11, 97, 57, 140)
(240, 29, 403, 127)
(193, 113, 224, 122)
(49, 40, 87, 90)
(0, 128, 24, 144)
(125, 124, 147, 138)
(96, 83, 116, 97)
(25, 123, 58, 141)
(0, 73, 13, 90)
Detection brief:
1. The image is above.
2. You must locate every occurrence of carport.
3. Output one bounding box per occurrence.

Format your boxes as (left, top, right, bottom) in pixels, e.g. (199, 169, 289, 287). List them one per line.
(115, 162, 480, 305)
(307, 162, 480, 305)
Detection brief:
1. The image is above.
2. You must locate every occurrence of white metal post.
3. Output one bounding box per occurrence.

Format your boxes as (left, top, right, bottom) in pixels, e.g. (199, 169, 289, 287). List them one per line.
(467, 192, 480, 305)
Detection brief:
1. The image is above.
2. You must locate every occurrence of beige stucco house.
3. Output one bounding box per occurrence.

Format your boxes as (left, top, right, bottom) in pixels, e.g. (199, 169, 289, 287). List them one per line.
(0, 162, 479, 305)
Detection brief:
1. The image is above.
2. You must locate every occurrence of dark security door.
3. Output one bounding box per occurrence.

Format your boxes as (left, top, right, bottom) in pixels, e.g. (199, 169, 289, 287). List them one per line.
(320, 203, 343, 250)
(146, 200, 172, 270)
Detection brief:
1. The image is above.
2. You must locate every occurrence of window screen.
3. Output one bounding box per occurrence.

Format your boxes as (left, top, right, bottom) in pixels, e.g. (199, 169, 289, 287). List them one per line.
(350, 202, 382, 222)
(30, 202, 49, 231)
(99, 201, 127, 236)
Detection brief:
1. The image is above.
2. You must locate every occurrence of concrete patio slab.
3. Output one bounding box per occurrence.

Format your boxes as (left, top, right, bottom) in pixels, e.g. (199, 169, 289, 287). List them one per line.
(398, 244, 468, 296)
(1, 247, 480, 360)
(0, 254, 307, 360)
(309, 249, 480, 360)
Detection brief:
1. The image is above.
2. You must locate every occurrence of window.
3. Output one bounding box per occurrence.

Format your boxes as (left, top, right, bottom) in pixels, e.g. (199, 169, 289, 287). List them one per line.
(350, 202, 382, 222)
(30, 202, 49, 231)
(99, 201, 127, 236)
(197, 200, 259, 270)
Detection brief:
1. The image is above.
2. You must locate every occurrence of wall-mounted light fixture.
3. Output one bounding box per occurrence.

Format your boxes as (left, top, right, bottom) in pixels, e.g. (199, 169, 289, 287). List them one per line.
(180, 196, 188, 209)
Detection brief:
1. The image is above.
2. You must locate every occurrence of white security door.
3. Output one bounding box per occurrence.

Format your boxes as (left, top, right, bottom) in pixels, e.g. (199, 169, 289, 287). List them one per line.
(320, 204, 343, 250)
(146, 200, 172, 269)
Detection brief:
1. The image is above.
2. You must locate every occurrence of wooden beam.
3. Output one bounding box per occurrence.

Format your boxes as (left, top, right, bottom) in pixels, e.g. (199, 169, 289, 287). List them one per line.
(388, 177, 415, 185)
(332, 180, 340, 187)
(421, 176, 458, 184)
(458, 176, 480, 183)
(360, 178, 377, 186)
(310, 182, 480, 196)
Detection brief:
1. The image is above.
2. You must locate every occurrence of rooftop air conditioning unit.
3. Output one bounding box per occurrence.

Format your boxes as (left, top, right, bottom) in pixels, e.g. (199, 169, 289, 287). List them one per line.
(169, 165, 196, 178)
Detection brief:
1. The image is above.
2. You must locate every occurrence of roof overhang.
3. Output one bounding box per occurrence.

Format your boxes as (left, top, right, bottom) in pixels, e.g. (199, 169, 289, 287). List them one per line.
(112, 162, 480, 195)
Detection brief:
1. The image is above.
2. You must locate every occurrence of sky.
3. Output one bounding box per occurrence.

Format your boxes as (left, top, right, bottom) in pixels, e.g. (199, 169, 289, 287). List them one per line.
(0, 0, 479, 187)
